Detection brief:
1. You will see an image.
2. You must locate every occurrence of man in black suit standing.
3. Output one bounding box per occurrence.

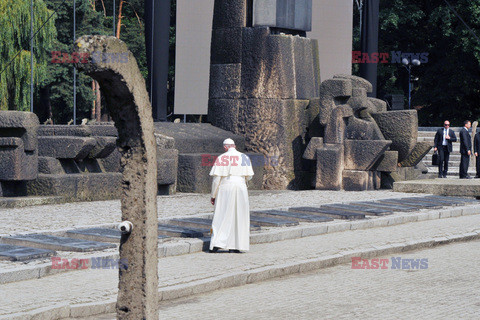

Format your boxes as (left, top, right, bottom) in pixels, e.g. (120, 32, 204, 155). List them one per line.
(459, 120, 472, 179)
(474, 129, 480, 178)
(434, 120, 457, 178)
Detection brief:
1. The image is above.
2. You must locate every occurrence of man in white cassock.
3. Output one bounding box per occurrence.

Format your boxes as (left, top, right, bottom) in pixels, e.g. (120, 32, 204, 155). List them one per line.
(209, 138, 254, 253)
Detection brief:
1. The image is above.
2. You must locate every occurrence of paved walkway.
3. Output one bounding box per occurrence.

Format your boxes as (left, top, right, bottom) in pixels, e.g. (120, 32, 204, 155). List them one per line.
(2, 210, 480, 318)
(154, 240, 480, 320)
(0, 190, 422, 235)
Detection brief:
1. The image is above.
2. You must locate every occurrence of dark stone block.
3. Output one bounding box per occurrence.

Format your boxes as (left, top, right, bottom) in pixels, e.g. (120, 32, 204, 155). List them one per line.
(38, 125, 91, 137)
(0, 243, 55, 261)
(321, 204, 392, 216)
(99, 149, 121, 172)
(241, 28, 295, 99)
(213, 0, 247, 29)
(353, 201, 418, 212)
(0, 138, 38, 180)
(376, 199, 440, 209)
(26, 173, 122, 201)
(424, 195, 478, 204)
(89, 136, 117, 159)
(155, 133, 175, 150)
(303, 137, 323, 160)
(372, 151, 398, 172)
(0, 234, 115, 252)
(211, 28, 243, 64)
(399, 141, 432, 167)
(157, 151, 177, 185)
(87, 124, 118, 137)
(66, 228, 168, 243)
(289, 206, 366, 219)
(324, 105, 353, 144)
(77, 159, 102, 173)
(38, 136, 96, 160)
(252, 209, 334, 222)
(153, 123, 246, 154)
(158, 224, 208, 238)
(318, 78, 352, 126)
(38, 157, 64, 174)
(208, 99, 240, 134)
(407, 197, 463, 206)
(250, 214, 298, 227)
(0, 111, 39, 151)
(209, 64, 241, 99)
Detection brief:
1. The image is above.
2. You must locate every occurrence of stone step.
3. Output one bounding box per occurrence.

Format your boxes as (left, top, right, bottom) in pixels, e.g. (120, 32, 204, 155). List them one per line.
(251, 210, 334, 223)
(289, 207, 366, 220)
(0, 243, 55, 261)
(0, 234, 116, 252)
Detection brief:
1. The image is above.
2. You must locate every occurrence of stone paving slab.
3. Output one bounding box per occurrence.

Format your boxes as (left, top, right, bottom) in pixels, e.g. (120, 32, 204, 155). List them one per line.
(289, 207, 366, 220)
(424, 195, 479, 203)
(321, 203, 392, 216)
(2, 212, 480, 319)
(251, 210, 334, 222)
(167, 218, 261, 231)
(0, 244, 55, 262)
(66, 228, 169, 243)
(249, 215, 299, 227)
(353, 201, 418, 211)
(0, 234, 116, 252)
(158, 224, 209, 238)
(376, 198, 441, 209)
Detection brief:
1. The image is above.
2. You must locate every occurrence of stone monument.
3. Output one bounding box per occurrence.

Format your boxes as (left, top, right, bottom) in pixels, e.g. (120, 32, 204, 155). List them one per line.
(75, 35, 159, 319)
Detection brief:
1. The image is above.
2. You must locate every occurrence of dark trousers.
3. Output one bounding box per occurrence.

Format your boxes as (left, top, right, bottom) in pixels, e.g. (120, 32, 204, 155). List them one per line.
(476, 155, 480, 177)
(438, 146, 450, 175)
(460, 153, 470, 178)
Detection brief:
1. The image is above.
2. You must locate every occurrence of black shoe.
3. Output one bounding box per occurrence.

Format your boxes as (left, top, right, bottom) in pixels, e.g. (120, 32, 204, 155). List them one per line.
(438, 174, 443, 178)
(466, 176, 473, 179)
(209, 247, 220, 253)
(475, 176, 480, 179)
(443, 175, 447, 178)
(228, 249, 242, 253)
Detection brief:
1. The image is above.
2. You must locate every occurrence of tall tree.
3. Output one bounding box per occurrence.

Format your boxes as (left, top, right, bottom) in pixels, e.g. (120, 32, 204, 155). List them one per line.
(0, 0, 56, 111)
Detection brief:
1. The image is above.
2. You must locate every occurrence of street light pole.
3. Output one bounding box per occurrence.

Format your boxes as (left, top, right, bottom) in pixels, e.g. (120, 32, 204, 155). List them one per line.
(402, 58, 421, 110)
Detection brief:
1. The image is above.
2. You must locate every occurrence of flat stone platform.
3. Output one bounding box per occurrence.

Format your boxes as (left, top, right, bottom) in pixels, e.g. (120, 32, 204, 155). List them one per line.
(394, 178, 480, 197)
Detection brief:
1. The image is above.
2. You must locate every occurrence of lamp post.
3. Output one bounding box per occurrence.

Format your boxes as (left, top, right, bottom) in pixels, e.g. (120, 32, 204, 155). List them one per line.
(402, 58, 421, 109)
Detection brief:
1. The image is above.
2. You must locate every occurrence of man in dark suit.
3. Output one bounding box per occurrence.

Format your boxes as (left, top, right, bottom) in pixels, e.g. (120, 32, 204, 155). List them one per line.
(474, 129, 480, 178)
(434, 120, 457, 178)
(459, 120, 472, 179)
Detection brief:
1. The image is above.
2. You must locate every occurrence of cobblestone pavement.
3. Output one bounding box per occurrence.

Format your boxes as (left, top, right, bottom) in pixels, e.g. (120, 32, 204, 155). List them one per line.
(153, 240, 480, 320)
(0, 190, 423, 235)
(3, 213, 480, 317)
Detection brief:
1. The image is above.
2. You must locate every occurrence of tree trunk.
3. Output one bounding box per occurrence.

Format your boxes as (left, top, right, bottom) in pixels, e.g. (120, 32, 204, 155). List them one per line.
(91, 80, 96, 120)
(95, 80, 101, 122)
(116, 0, 125, 39)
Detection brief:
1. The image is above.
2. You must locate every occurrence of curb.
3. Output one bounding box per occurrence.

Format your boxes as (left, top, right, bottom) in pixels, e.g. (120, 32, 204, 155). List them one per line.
(1, 204, 480, 286)
(3, 229, 480, 320)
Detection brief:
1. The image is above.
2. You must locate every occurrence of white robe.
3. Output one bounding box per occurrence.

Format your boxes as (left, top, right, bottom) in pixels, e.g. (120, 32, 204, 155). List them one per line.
(209, 148, 254, 251)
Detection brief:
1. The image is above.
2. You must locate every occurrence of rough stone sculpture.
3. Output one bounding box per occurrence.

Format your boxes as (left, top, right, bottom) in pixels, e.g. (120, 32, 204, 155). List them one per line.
(208, 0, 319, 189)
(303, 75, 430, 191)
(0, 111, 39, 197)
(75, 35, 158, 319)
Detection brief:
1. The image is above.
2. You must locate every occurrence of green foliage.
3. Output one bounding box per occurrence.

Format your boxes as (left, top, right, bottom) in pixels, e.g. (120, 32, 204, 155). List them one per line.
(353, 0, 480, 126)
(0, 0, 56, 111)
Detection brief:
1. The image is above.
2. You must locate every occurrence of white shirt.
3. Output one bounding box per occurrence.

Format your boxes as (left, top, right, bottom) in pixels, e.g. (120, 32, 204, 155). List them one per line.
(442, 128, 449, 146)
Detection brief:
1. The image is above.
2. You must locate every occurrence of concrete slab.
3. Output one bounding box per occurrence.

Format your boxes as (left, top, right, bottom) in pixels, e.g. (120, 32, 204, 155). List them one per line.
(252, 210, 334, 222)
(0, 234, 115, 252)
(167, 218, 261, 231)
(289, 207, 365, 220)
(0, 244, 55, 261)
(393, 178, 480, 197)
(376, 199, 441, 209)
